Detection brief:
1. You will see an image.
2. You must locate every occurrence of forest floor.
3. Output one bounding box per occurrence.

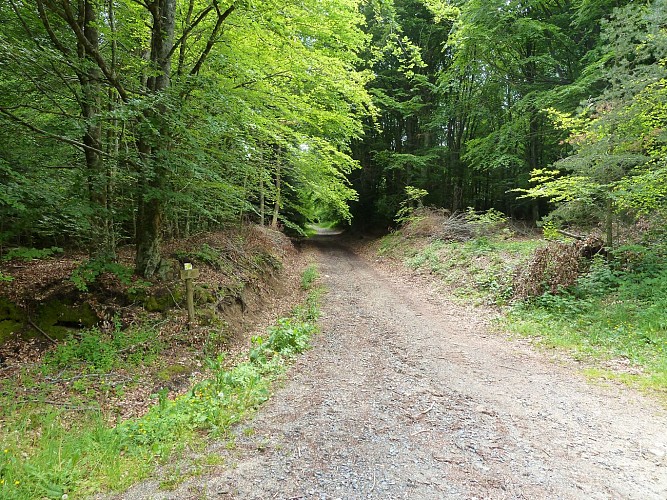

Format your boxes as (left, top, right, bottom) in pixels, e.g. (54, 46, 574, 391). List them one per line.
(0, 227, 305, 421)
(112, 232, 667, 499)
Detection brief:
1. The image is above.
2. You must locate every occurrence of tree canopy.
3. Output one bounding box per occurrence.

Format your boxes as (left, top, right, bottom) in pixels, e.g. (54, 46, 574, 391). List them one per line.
(0, 0, 373, 275)
(349, 0, 666, 233)
(2, 0, 665, 271)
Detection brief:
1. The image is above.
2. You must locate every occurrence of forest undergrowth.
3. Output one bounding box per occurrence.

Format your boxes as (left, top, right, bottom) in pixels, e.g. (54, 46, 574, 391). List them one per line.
(0, 228, 321, 499)
(377, 209, 667, 397)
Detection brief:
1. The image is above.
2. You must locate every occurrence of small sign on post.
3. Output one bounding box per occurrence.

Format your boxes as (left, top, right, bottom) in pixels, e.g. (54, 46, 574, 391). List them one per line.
(180, 263, 199, 329)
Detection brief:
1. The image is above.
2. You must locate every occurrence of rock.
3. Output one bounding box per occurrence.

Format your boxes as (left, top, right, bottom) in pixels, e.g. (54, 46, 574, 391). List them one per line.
(645, 448, 666, 459)
(156, 258, 179, 281)
(142, 287, 182, 312)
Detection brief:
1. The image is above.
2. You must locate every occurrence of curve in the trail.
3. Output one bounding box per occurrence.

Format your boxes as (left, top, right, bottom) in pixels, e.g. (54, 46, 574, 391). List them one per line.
(116, 234, 667, 499)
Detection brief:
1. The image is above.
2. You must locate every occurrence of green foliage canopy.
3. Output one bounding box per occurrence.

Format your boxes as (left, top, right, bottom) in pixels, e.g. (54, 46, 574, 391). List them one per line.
(0, 0, 373, 272)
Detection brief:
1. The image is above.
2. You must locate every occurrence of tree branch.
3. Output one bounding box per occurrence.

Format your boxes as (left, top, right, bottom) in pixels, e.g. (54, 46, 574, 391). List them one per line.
(16, 399, 97, 411)
(8, 0, 37, 42)
(557, 229, 586, 241)
(3, 103, 78, 120)
(47, 59, 83, 108)
(190, 3, 235, 76)
(0, 106, 111, 157)
(1, 49, 79, 114)
(35, 0, 71, 56)
(176, 0, 195, 75)
(28, 318, 57, 345)
(58, 0, 129, 101)
(168, 4, 216, 60)
(233, 70, 293, 89)
(127, 0, 151, 9)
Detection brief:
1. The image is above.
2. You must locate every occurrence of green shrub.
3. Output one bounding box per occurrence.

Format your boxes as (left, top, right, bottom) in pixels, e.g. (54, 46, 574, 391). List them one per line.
(509, 246, 667, 391)
(395, 186, 429, 225)
(43, 321, 162, 372)
(199, 244, 223, 267)
(529, 290, 592, 314)
(465, 207, 509, 237)
(250, 317, 316, 363)
(541, 220, 561, 241)
(611, 244, 664, 275)
(300, 265, 319, 290)
(572, 255, 619, 298)
(405, 240, 445, 271)
(70, 259, 138, 292)
(2, 247, 63, 261)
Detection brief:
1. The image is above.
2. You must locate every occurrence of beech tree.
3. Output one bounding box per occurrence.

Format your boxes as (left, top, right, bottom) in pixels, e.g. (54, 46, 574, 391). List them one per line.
(0, 0, 372, 275)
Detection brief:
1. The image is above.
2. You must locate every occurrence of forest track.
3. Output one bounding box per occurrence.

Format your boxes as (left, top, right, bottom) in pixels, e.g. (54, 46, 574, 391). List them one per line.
(119, 234, 667, 499)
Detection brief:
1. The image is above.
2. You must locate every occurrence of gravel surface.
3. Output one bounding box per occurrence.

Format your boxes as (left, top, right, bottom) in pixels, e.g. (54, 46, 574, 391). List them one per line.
(116, 235, 667, 499)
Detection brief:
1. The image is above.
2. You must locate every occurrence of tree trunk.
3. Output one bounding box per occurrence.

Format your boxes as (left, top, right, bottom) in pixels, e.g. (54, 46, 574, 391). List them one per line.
(528, 106, 541, 221)
(177, 0, 195, 76)
(605, 196, 614, 248)
(135, 0, 176, 277)
(271, 163, 281, 228)
(259, 174, 265, 226)
(524, 40, 542, 222)
(79, 0, 114, 258)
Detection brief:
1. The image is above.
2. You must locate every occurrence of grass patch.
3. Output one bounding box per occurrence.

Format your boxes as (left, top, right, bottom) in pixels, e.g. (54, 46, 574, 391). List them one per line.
(503, 253, 667, 394)
(401, 236, 542, 304)
(581, 368, 667, 397)
(43, 320, 163, 372)
(377, 232, 403, 256)
(0, 280, 322, 499)
(504, 297, 667, 393)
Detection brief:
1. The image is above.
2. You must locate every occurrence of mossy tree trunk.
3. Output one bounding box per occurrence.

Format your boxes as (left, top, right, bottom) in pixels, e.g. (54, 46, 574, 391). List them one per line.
(135, 0, 175, 277)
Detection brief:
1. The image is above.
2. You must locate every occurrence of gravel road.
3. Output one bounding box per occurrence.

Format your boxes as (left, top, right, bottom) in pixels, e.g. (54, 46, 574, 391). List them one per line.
(119, 235, 667, 499)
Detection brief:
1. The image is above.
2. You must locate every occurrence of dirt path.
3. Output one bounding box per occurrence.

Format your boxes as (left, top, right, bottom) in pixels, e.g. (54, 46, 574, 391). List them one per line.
(120, 236, 667, 499)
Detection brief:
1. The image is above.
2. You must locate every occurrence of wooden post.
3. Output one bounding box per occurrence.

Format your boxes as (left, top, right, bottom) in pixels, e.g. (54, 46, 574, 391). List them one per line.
(180, 263, 199, 329)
